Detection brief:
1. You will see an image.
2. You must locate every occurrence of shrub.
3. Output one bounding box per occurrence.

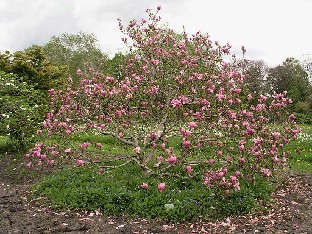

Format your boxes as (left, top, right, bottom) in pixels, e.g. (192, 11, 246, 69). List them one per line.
(0, 71, 47, 148)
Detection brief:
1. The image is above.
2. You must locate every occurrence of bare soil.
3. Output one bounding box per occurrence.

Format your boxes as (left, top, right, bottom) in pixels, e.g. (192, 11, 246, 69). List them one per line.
(1, 153, 312, 234)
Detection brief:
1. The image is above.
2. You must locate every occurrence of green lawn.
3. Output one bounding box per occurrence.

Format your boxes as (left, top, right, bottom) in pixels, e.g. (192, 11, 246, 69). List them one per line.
(288, 125, 312, 173)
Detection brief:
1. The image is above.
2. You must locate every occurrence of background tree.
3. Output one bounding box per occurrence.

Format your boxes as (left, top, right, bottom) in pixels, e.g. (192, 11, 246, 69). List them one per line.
(301, 53, 312, 82)
(43, 32, 108, 79)
(103, 52, 128, 79)
(0, 47, 68, 147)
(244, 59, 269, 101)
(267, 57, 312, 123)
(0, 46, 67, 91)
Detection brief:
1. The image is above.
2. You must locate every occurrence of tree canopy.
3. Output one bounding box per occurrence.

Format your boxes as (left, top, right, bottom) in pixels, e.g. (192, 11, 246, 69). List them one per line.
(42, 32, 108, 79)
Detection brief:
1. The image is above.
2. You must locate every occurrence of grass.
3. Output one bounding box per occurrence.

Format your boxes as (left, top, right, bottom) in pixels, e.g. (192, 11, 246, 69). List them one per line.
(43, 132, 136, 157)
(32, 162, 274, 222)
(0, 135, 21, 153)
(288, 125, 312, 173)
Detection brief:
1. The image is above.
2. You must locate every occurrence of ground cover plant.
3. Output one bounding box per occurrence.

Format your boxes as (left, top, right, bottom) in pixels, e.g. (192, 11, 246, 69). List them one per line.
(27, 7, 302, 222)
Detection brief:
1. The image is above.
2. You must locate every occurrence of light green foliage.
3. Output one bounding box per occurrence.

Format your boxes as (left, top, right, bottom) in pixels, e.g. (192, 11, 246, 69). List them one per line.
(43, 32, 108, 79)
(0, 46, 68, 91)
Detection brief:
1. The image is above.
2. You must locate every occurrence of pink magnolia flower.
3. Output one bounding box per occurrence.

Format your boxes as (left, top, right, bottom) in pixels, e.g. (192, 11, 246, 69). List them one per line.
(223, 168, 228, 175)
(204, 176, 211, 187)
(141, 183, 149, 189)
(64, 148, 72, 154)
(33, 150, 40, 157)
(37, 130, 43, 135)
(26, 162, 32, 168)
(182, 140, 191, 148)
(186, 165, 193, 174)
(96, 143, 102, 149)
(158, 183, 166, 192)
(171, 99, 182, 107)
(217, 93, 225, 101)
(230, 176, 237, 185)
(188, 121, 198, 129)
(217, 171, 224, 178)
(238, 158, 246, 164)
(134, 146, 141, 154)
(79, 142, 90, 150)
(227, 155, 232, 163)
(48, 160, 54, 165)
(157, 156, 164, 162)
(167, 155, 177, 164)
(201, 99, 211, 106)
(76, 159, 86, 167)
(197, 73, 204, 80)
(185, 130, 192, 138)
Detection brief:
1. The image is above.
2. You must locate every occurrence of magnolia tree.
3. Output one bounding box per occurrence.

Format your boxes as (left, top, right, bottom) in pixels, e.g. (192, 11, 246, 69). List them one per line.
(26, 7, 300, 194)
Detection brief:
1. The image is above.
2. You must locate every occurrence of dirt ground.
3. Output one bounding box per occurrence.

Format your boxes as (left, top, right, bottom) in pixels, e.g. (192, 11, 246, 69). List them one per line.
(1, 153, 312, 234)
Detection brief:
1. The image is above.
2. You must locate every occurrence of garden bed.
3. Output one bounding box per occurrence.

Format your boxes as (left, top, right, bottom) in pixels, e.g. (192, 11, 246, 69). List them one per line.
(0, 153, 311, 233)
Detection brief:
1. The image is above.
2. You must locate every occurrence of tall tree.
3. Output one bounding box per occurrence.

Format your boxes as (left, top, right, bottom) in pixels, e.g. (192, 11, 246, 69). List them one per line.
(266, 58, 312, 122)
(42, 32, 108, 78)
(244, 59, 269, 101)
(267, 58, 311, 104)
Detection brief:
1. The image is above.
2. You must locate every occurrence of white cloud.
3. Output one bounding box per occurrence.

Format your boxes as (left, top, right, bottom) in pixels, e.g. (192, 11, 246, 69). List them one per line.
(0, 0, 312, 66)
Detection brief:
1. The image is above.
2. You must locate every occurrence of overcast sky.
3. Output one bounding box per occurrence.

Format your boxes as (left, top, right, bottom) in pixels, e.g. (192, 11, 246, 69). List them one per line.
(1, 0, 312, 66)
